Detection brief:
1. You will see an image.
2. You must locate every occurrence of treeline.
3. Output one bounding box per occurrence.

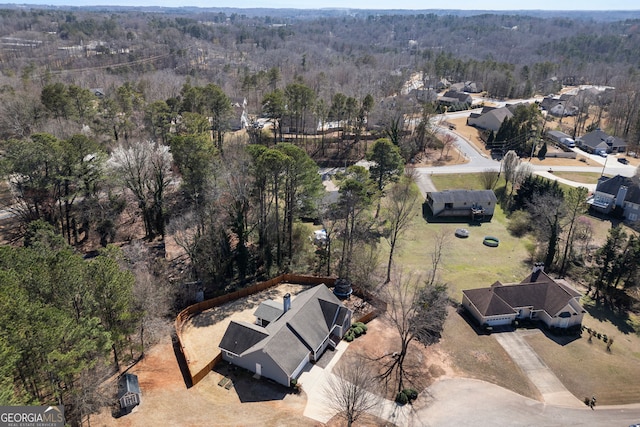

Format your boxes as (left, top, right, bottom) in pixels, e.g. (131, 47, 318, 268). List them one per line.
(0, 222, 172, 424)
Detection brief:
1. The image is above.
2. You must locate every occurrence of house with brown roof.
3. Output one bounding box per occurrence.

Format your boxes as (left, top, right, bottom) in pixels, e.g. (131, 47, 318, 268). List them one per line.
(462, 264, 584, 331)
(218, 285, 352, 386)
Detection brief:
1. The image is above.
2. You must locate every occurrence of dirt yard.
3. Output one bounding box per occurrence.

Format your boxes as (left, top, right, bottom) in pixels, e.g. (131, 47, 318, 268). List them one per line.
(180, 283, 309, 375)
(334, 317, 456, 405)
(91, 334, 317, 427)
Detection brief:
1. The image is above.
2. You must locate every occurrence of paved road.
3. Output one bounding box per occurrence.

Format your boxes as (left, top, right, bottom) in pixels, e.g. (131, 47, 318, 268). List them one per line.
(411, 377, 640, 427)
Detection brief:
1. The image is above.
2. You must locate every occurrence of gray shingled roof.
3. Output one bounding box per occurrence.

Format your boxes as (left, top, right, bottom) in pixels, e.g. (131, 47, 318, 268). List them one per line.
(253, 299, 283, 323)
(219, 285, 349, 377)
(118, 373, 140, 398)
(595, 175, 640, 204)
(428, 189, 497, 204)
(578, 129, 627, 150)
(218, 321, 268, 356)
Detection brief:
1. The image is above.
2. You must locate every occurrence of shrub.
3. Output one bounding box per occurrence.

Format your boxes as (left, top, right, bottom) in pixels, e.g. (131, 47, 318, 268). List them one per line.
(507, 210, 532, 237)
(352, 326, 364, 337)
(603, 334, 608, 343)
(596, 333, 602, 340)
(395, 391, 409, 405)
(355, 322, 368, 332)
(290, 378, 297, 387)
(344, 331, 355, 342)
(402, 388, 418, 401)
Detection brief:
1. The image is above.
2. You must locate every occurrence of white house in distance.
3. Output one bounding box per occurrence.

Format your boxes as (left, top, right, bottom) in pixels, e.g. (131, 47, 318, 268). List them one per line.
(462, 263, 585, 331)
(218, 284, 352, 387)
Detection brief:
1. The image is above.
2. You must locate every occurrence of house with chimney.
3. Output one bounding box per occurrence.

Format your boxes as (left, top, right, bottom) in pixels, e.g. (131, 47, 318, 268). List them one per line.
(588, 174, 640, 221)
(462, 264, 585, 331)
(218, 285, 352, 386)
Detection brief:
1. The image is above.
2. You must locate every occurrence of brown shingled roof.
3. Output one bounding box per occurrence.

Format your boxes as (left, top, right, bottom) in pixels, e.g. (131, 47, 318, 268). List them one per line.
(464, 271, 582, 318)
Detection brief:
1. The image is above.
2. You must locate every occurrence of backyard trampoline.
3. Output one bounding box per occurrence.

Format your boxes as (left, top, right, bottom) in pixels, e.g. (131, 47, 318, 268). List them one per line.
(483, 236, 500, 247)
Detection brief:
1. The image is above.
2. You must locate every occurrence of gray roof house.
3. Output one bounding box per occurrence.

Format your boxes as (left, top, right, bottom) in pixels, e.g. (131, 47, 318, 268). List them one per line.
(467, 106, 514, 132)
(576, 129, 627, 154)
(218, 285, 352, 386)
(118, 373, 141, 413)
(462, 264, 584, 330)
(425, 189, 497, 221)
(439, 90, 473, 106)
(588, 174, 640, 221)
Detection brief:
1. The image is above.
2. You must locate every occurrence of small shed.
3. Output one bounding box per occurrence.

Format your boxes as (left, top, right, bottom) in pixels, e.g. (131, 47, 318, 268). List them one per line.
(118, 373, 141, 412)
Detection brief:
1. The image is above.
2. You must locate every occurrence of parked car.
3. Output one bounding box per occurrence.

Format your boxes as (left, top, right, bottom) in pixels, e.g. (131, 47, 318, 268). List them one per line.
(598, 151, 608, 158)
(618, 157, 629, 165)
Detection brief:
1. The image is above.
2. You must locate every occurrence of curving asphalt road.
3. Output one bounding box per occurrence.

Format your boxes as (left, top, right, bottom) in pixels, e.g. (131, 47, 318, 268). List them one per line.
(411, 115, 636, 197)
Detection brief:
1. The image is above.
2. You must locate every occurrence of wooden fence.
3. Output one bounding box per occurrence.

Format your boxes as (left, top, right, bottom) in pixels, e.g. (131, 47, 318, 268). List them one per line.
(174, 274, 342, 386)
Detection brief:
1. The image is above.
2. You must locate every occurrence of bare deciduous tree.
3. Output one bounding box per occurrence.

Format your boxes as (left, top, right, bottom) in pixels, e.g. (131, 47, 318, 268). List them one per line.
(323, 355, 381, 427)
(383, 175, 420, 283)
(502, 150, 521, 194)
(480, 168, 500, 190)
(377, 272, 449, 394)
(108, 141, 173, 239)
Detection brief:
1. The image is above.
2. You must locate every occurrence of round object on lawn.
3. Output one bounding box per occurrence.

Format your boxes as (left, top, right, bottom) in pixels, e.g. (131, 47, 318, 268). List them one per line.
(483, 236, 500, 247)
(455, 228, 469, 238)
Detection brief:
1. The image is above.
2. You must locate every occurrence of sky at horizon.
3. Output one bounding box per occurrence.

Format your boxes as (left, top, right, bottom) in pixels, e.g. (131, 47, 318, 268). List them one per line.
(4, 0, 639, 11)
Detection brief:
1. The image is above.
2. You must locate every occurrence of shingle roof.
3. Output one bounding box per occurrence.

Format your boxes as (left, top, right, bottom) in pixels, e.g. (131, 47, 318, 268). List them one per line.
(428, 189, 497, 204)
(219, 285, 349, 377)
(118, 373, 140, 398)
(596, 175, 640, 205)
(463, 271, 582, 318)
(578, 129, 627, 150)
(253, 299, 283, 323)
(218, 321, 268, 356)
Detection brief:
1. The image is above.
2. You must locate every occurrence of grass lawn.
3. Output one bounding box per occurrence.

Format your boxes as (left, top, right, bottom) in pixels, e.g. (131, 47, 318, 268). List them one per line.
(388, 172, 640, 405)
(439, 306, 541, 401)
(551, 171, 602, 184)
(525, 298, 640, 405)
(393, 175, 532, 301)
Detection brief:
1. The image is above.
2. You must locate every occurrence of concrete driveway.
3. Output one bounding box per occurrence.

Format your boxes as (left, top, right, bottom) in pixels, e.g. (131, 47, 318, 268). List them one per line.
(493, 329, 582, 407)
(299, 341, 412, 426)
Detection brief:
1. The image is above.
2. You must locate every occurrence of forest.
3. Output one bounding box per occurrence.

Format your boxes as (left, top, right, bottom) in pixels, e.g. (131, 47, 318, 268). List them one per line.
(1, 5, 640, 425)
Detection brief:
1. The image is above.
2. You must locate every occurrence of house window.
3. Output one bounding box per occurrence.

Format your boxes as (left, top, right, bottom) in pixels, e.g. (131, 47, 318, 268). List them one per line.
(445, 203, 453, 209)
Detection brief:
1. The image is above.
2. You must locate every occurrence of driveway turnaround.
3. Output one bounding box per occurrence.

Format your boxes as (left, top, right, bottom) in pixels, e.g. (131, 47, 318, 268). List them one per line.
(493, 329, 583, 407)
(412, 377, 640, 427)
(299, 341, 411, 425)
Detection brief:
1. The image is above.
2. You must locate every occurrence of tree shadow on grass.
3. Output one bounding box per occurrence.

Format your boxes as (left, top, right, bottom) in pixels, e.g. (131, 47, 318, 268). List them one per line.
(582, 299, 636, 335)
